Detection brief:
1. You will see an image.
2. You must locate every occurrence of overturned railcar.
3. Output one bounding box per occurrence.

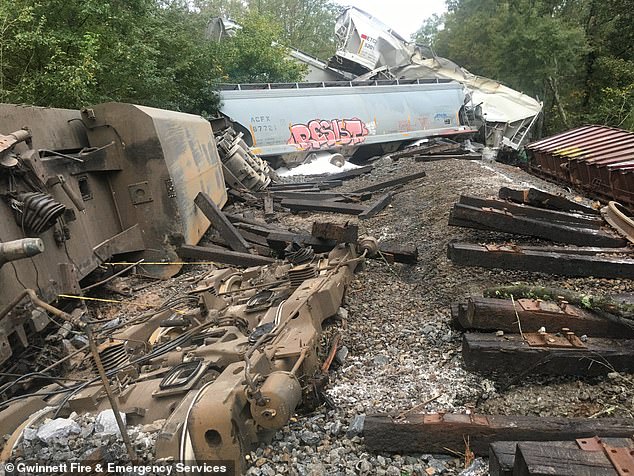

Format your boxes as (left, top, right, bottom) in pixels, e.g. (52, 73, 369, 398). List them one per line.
(0, 103, 226, 365)
(219, 79, 475, 166)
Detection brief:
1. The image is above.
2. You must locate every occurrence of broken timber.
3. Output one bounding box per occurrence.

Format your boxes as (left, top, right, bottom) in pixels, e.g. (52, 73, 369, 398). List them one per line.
(390, 141, 464, 160)
(499, 187, 600, 215)
(352, 170, 427, 193)
(359, 192, 393, 219)
(194, 192, 251, 254)
(178, 244, 275, 267)
(458, 195, 604, 228)
(263, 194, 274, 218)
(281, 198, 368, 215)
(311, 222, 359, 243)
(449, 203, 626, 247)
(462, 332, 634, 376)
(414, 153, 481, 162)
(453, 297, 634, 338)
(447, 243, 634, 278)
(363, 413, 634, 456)
(266, 191, 371, 202)
(377, 243, 418, 264)
(490, 438, 634, 476)
(313, 165, 373, 181)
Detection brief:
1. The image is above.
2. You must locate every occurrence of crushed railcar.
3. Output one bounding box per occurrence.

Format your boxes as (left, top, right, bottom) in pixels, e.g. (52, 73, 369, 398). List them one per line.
(0, 103, 226, 366)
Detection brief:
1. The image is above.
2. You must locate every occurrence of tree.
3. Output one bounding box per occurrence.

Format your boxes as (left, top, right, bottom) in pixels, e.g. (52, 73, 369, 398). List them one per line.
(0, 0, 306, 114)
(249, 0, 340, 60)
(209, 11, 306, 84)
(197, 0, 341, 59)
(413, 14, 443, 49)
(415, 0, 634, 133)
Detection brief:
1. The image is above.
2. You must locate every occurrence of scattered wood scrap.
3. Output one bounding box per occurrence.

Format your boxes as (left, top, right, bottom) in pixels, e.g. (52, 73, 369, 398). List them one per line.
(352, 170, 427, 194)
(280, 198, 368, 215)
(194, 192, 251, 254)
(266, 190, 371, 202)
(490, 437, 634, 476)
(447, 242, 634, 278)
(313, 165, 374, 181)
(363, 412, 634, 456)
(458, 195, 604, 228)
(414, 153, 481, 162)
(359, 192, 393, 219)
(263, 194, 274, 218)
(377, 243, 418, 264)
(462, 332, 634, 376)
(449, 202, 625, 247)
(499, 187, 600, 215)
(390, 139, 469, 160)
(452, 297, 634, 338)
(178, 244, 275, 267)
(311, 222, 359, 243)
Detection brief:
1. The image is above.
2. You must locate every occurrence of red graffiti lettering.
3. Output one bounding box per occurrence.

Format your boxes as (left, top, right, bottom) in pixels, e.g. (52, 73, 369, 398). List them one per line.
(287, 118, 369, 151)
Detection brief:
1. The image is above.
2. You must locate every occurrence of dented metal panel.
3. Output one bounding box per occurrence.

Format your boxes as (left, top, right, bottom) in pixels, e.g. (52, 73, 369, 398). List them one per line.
(80, 103, 227, 278)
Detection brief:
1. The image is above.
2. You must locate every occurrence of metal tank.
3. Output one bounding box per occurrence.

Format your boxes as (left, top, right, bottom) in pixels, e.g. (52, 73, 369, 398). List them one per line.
(219, 80, 473, 164)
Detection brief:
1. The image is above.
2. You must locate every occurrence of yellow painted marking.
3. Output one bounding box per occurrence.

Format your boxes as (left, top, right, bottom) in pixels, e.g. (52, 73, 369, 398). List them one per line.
(249, 124, 257, 146)
(106, 261, 221, 265)
(58, 294, 122, 303)
(357, 39, 366, 55)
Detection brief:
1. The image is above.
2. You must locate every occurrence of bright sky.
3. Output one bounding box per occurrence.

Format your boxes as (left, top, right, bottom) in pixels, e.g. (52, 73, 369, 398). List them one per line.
(332, 0, 447, 40)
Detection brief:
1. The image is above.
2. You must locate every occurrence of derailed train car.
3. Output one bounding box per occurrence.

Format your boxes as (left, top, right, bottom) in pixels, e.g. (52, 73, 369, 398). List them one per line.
(0, 102, 371, 472)
(219, 79, 476, 166)
(0, 103, 226, 366)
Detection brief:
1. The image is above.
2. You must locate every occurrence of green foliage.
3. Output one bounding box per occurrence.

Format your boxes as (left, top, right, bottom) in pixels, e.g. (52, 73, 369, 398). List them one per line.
(416, 0, 634, 133)
(249, 0, 340, 60)
(0, 0, 306, 114)
(209, 12, 306, 83)
(197, 0, 341, 60)
(413, 14, 443, 48)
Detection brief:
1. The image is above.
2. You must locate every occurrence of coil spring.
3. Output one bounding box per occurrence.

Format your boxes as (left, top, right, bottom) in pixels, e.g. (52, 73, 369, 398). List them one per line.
(10, 192, 65, 235)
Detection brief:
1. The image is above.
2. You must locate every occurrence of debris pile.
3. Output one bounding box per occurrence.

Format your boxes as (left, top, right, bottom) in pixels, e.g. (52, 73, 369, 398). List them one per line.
(447, 187, 634, 278)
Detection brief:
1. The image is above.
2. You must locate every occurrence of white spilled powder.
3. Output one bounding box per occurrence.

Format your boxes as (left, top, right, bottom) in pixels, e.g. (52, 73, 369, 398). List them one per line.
(479, 162, 514, 183)
(276, 155, 360, 177)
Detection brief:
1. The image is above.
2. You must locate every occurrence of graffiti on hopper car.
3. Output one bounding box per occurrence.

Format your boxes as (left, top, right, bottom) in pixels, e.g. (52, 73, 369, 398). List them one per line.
(287, 118, 369, 151)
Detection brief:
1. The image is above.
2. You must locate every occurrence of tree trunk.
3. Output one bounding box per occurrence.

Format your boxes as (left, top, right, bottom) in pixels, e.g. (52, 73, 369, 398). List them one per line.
(547, 76, 570, 128)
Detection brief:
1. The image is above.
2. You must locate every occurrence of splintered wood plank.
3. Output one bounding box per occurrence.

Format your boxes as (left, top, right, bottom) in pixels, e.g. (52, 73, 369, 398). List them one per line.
(491, 438, 634, 476)
(363, 412, 634, 456)
(489, 441, 517, 476)
(280, 198, 367, 215)
(315, 165, 373, 181)
(263, 194, 274, 218)
(178, 244, 274, 267)
(194, 192, 251, 253)
(447, 242, 634, 279)
(450, 203, 625, 247)
(459, 297, 634, 338)
(498, 187, 600, 215)
(378, 243, 418, 264)
(311, 222, 359, 243)
(514, 441, 619, 476)
(359, 192, 393, 219)
(462, 332, 634, 376)
(458, 195, 603, 228)
(352, 170, 427, 193)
